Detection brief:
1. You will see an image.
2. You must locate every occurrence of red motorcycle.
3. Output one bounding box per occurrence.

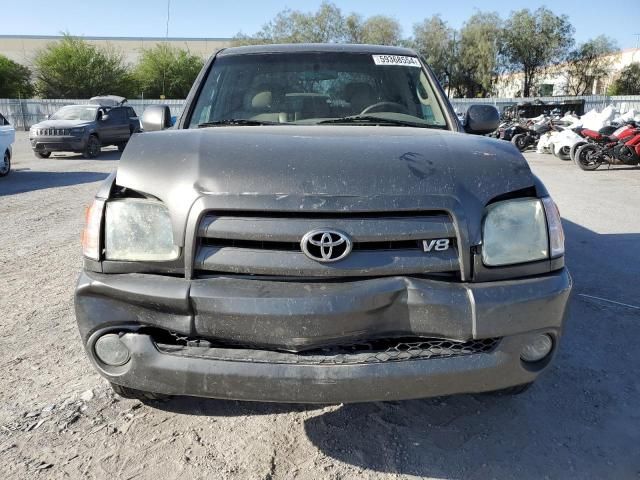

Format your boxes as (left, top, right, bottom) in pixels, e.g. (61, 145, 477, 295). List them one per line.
(574, 123, 640, 171)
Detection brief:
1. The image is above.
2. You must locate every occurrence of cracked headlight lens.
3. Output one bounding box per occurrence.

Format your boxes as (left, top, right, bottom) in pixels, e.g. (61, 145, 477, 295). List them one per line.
(482, 198, 549, 266)
(105, 199, 179, 261)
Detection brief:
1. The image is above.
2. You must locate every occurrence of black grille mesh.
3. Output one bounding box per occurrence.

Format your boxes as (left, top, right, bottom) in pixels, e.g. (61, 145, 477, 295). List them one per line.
(154, 330, 499, 365)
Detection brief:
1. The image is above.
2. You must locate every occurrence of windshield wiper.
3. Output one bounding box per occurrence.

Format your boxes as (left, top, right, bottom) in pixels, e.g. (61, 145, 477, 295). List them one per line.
(197, 119, 282, 128)
(317, 115, 444, 128)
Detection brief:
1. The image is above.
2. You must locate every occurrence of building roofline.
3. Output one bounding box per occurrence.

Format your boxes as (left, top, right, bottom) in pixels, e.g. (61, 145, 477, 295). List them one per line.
(0, 34, 232, 42)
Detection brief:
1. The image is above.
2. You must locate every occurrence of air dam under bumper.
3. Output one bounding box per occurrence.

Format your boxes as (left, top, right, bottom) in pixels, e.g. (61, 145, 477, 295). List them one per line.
(75, 269, 572, 403)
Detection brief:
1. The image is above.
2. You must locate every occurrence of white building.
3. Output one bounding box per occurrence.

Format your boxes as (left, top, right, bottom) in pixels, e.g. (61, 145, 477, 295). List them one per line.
(495, 47, 640, 97)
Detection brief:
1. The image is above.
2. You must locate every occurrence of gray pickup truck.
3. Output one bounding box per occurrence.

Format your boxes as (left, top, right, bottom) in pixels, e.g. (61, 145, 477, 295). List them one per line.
(75, 44, 571, 403)
(29, 96, 139, 159)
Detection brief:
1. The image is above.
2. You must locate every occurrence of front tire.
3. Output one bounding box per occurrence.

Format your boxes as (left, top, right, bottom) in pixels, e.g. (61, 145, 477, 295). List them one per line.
(83, 135, 101, 159)
(0, 149, 10, 177)
(553, 144, 571, 161)
(109, 382, 169, 401)
(511, 134, 529, 152)
(35, 151, 51, 159)
(569, 141, 587, 162)
(575, 144, 602, 171)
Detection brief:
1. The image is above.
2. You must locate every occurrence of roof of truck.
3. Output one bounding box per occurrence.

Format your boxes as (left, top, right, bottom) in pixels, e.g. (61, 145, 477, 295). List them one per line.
(218, 43, 417, 57)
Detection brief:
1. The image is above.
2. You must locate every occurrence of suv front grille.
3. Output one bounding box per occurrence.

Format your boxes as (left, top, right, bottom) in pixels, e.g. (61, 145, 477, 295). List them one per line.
(194, 211, 460, 278)
(35, 128, 71, 136)
(155, 334, 500, 365)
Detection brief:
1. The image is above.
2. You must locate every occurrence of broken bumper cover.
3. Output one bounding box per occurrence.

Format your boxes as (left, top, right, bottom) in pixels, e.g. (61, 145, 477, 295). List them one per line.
(75, 269, 572, 403)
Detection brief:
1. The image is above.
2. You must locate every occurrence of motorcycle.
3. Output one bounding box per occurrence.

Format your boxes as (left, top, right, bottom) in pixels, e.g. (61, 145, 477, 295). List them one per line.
(568, 124, 622, 162)
(511, 118, 563, 152)
(574, 123, 640, 170)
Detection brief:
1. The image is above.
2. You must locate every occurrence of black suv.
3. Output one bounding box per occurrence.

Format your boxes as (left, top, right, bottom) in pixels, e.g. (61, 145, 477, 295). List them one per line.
(29, 96, 140, 159)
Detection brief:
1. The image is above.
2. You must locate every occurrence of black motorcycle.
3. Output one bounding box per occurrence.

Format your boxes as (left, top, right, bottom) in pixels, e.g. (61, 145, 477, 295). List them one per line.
(511, 119, 563, 152)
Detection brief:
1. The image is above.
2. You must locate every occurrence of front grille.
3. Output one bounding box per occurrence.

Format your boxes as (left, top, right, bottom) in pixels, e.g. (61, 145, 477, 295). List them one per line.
(194, 211, 460, 277)
(155, 332, 500, 365)
(36, 128, 70, 136)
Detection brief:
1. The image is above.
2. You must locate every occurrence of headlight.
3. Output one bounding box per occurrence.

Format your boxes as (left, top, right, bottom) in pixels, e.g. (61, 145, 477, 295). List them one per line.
(482, 198, 549, 266)
(70, 127, 85, 135)
(105, 199, 179, 261)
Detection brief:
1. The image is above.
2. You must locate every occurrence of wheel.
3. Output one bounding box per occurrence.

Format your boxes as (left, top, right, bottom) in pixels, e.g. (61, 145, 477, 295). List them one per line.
(35, 151, 51, 159)
(511, 133, 529, 152)
(83, 135, 101, 159)
(574, 144, 602, 171)
(109, 382, 169, 401)
(117, 142, 127, 153)
(487, 383, 533, 396)
(569, 141, 587, 162)
(0, 149, 10, 177)
(553, 145, 571, 161)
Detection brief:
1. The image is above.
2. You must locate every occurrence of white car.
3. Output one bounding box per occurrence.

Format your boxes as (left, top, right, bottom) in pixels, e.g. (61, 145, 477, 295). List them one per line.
(0, 112, 15, 177)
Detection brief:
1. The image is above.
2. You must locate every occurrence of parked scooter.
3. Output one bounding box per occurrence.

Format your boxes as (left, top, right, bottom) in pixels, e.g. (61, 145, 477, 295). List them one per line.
(574, 122, 640, 170)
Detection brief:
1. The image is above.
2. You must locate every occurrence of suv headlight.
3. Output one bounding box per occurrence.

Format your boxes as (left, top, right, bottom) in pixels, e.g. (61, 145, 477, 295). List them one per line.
(105, 199, 180, 261)
(482, 197, 564, 267)
(70, 127, 85, 135)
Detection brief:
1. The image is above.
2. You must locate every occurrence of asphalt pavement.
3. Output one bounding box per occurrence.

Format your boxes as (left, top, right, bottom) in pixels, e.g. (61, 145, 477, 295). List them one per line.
(0, 132, 638, 479)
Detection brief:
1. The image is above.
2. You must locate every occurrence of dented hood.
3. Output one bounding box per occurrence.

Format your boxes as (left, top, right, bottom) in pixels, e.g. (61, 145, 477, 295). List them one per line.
(116, 125, 535, 245)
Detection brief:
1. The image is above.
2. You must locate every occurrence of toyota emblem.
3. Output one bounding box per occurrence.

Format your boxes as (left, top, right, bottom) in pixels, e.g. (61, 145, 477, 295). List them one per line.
(301, 229, 352, 262)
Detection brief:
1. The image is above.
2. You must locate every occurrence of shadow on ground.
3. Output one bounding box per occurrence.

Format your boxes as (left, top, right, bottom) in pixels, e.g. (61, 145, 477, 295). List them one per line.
(0, 170, 109, 196)
(47, 148, 122, 161)
(141, 219, 640, 478)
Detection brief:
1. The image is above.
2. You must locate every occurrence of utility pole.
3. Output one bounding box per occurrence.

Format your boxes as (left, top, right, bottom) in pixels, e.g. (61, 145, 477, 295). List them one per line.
(161, 0, 171, 99)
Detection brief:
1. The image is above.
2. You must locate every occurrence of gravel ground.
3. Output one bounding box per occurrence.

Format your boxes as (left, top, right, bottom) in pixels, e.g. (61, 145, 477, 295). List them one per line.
(0, 132, 639, 479)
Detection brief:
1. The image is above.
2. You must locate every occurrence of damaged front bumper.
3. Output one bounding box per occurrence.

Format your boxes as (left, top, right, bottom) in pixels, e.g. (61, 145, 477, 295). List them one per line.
(75, 269, 572, 403)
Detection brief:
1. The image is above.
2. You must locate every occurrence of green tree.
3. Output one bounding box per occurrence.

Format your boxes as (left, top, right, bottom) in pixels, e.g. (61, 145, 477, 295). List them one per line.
(134, 44, 204, 99)
(0, 55, 34, 97)
(345, 14, 402, 45)
(456, 12, 503, 97)
(502, 8, 574, 97)
(565, 36, 617, 95)
(412, 15, 456, 89)
(608, 62, 640, 95)
(234, 2, 347, 45)
(34, 34, 134, 98)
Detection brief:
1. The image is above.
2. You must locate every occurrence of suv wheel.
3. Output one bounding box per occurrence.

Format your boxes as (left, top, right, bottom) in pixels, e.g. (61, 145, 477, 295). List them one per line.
(83, 135, 101, 159)
(35, 151, 51, 159)
(109, 382, 170, 401)
(0, 149, 10, 176)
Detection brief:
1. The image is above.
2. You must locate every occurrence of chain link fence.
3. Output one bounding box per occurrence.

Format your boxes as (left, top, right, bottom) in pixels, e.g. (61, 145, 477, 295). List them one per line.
(449, 95, 640, 116)
(2, 95, 639, 130)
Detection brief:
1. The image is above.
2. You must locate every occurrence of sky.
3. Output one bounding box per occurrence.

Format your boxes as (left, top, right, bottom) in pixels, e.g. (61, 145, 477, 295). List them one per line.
(2, 0, 639, 49)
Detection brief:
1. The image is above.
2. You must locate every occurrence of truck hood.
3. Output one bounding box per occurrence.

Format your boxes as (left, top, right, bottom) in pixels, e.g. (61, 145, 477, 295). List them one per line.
(117, 126, 536, 245)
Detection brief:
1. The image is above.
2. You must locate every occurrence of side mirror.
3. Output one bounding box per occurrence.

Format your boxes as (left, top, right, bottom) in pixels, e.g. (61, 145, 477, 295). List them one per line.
(101, 114, 110, 122)
(464, 105, 500, 135)
(142, 105, 172, 132)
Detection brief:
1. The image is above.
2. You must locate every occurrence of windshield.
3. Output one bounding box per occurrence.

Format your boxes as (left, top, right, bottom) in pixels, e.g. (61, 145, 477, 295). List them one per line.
(188, 52, 449, 129)
(50, 106, 98, 121)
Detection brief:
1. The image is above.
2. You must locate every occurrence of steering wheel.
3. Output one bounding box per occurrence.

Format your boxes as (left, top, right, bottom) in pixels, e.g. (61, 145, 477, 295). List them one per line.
(360, 101, 409, 115)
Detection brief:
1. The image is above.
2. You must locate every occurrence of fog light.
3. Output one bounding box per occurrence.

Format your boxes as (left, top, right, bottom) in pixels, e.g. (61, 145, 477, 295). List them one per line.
(94, 334, 130, 366)
(520, 334, 553, 362)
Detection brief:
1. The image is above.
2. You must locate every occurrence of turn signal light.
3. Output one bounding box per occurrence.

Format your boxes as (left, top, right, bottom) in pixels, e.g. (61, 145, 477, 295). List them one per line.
(82, 198, 105, 260)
